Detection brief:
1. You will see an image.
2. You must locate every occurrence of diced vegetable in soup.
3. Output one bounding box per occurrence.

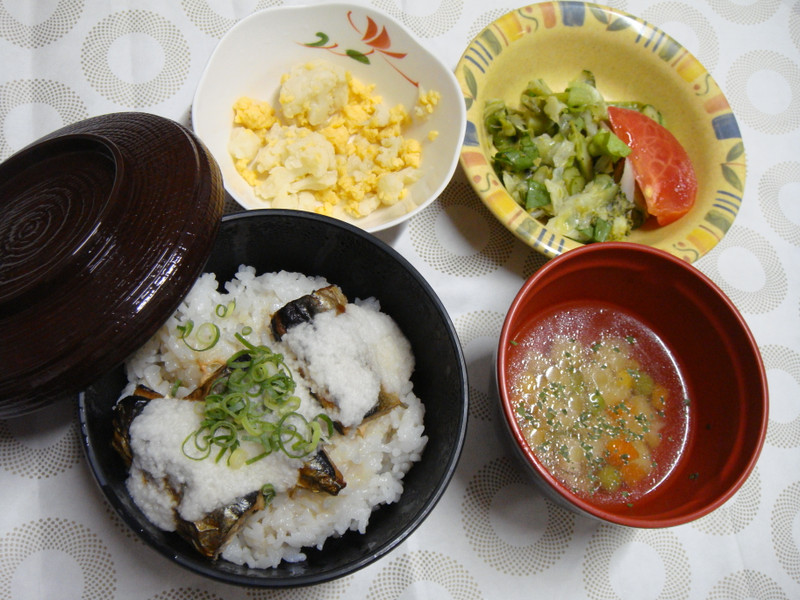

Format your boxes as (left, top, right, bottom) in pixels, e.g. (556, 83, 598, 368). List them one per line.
(507, 305, 690, 505)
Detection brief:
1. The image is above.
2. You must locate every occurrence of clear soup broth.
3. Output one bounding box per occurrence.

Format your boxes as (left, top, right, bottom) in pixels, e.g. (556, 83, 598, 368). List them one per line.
(507, 303, 690, 506)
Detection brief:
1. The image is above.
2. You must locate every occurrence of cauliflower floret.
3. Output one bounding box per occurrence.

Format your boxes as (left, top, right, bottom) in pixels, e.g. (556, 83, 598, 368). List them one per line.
(375, 137, 403, 170)
(350, 194, 381, 218)
(227, 60, 440, 220)
(256, 166, 295, 202)
(253, 128, 337, 203)
(279, 61, 348, 126)
(283, 131, 337, 183)
(377, 167, 420, 206)
(370, 102, 391, 128)
(228, 127, 262, 162)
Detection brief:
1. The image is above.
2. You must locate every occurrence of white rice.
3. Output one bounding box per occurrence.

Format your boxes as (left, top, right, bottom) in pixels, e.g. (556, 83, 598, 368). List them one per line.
(121, 266, 427, 568)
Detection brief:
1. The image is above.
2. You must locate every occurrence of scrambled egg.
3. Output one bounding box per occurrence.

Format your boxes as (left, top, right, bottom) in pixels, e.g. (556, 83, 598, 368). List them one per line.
(227, 60, 439, 219)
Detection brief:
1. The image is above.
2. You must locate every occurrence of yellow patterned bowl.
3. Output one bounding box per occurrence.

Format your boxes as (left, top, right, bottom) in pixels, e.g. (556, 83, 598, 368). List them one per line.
(456, 2, 745, 263)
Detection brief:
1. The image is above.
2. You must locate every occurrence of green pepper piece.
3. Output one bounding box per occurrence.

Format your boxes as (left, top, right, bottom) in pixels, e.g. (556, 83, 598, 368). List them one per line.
(593, 218, 612, 242)
(494, 148, 533, 171)
(589, 129, 631, 160)
(568, 121, 593, 181)
(493, 134, 538, 172)
(566, 80, 602, 108)
(525, 180, 550, 211)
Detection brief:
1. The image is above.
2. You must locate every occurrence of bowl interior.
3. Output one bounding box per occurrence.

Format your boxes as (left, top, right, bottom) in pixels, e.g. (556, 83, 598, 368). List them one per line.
(192, 3, 465, 232)
(458, 2, 745, 262)
(79, 210, 468, 586)
(497, 243, 767, 527)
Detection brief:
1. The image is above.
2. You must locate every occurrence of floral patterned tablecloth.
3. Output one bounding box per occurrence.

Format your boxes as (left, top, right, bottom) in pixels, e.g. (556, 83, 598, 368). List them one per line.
(2, 1, 799, 598)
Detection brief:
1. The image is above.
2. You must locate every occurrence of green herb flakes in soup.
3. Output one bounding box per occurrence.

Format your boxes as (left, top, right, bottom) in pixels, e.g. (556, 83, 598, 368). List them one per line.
(507, 305, 690, 505)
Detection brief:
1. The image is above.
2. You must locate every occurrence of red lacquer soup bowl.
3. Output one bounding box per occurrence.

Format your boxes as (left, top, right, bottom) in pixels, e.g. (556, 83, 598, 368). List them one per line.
(497, 242, 767, 528)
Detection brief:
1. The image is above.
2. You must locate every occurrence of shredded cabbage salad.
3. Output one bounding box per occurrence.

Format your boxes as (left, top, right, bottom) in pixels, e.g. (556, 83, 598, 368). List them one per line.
(484, 70, 664, 243)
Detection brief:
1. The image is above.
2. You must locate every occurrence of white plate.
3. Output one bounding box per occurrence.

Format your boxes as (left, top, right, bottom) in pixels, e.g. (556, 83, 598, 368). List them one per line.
(192, 3, 465, 232)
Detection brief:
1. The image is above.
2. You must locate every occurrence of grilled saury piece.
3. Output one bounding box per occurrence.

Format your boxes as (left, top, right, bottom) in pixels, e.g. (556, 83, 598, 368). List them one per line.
(111, 385, 161, 467)
(295, 448, 346, 495)
(270, 284, 348, 341)
(184, 361, 239, 400)
(359, 388, 406, 428)
(271, 286, 407, 429)
(175, 489, 266, 559)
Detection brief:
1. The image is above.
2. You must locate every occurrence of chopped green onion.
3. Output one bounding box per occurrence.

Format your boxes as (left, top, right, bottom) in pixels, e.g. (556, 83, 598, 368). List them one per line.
(178, 320, 221, 351)
(169, 380, 182, 397)
(216, 300, 236, 318)
(276, 412, 322, 459)
(261, 483, 276, 504)
(182, 343, 331, 465)
(176, 320, 193, 338)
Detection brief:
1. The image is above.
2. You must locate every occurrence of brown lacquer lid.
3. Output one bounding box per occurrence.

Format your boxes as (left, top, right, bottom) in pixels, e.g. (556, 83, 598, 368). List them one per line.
(0, 112, 225, 417)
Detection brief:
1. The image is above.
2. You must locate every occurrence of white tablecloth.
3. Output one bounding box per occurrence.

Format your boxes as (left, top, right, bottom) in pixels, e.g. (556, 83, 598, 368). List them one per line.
(2, 1, 799, 598)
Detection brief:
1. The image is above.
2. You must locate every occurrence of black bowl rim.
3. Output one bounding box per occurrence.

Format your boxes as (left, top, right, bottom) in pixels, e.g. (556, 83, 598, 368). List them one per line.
(78, 209, 469, 587)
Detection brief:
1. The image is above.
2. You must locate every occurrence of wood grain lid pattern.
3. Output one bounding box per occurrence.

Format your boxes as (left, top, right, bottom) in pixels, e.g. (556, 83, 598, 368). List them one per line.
(0, 112, 225, 417)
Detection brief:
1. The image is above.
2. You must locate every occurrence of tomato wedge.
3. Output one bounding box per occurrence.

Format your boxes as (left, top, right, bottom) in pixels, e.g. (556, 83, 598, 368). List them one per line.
(607, 106, 698, 226)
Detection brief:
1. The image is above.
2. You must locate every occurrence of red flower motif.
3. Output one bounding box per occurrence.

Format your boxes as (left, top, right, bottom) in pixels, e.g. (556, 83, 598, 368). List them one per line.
(351, 13, 406, 59)
(301, 11, 417, 87)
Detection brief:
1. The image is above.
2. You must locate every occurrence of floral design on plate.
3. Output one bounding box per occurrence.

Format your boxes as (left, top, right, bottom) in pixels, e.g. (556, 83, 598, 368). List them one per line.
(302, 10, 417, 86)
